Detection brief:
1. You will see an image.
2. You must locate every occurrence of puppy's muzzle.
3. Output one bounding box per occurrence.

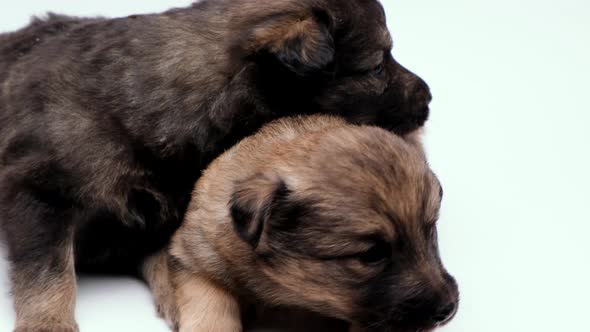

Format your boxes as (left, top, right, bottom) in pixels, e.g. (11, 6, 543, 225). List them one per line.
(395, 272, 459, 331)
(382, 60, 432, 135)
(398, 62, 432, 125)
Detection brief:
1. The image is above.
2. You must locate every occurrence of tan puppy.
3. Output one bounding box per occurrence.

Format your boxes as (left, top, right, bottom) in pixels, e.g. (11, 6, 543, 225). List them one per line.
(143, 115, 458, 332)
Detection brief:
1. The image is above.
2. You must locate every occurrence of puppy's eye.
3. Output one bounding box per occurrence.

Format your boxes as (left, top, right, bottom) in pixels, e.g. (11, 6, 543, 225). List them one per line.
(358, 241, 391, 265)
(373, 63, 385, 76)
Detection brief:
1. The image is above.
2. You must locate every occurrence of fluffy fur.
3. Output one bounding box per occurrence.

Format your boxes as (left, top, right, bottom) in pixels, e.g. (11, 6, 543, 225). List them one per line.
(0, 0, 432, 330)
(144, 115, 458, 332)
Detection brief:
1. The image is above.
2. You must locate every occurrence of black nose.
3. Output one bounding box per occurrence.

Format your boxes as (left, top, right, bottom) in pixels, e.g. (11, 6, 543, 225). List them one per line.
(392, 60, 431, 105)
(413, 77, 432, 105)
(433, 301, 457, 324)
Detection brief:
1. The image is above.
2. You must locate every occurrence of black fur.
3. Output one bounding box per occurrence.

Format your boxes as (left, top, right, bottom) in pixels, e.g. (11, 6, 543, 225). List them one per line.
(0, 0, 431, 276)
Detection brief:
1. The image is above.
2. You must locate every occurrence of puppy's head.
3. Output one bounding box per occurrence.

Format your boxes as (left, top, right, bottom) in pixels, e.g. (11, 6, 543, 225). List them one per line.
(229, 127, 458, 332)
(236, 0, 431, 135)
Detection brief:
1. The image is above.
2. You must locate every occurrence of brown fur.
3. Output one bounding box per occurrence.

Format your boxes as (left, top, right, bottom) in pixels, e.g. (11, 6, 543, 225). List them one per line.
(143, 253, 180, 331)
(174, 270, 241, 332)
(1, 1, 432, 330)
(145, 116, 458, 332)
(12, 243, 78, 332)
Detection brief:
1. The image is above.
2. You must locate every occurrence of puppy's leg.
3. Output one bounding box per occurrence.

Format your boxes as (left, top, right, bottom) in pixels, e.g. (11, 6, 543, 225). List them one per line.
(142, 251, 179, 331)
(143, 254, 241, 332)
(174, 269, 241, 332)
(0, 171, 78, 332)
(10, 247, 78, 332)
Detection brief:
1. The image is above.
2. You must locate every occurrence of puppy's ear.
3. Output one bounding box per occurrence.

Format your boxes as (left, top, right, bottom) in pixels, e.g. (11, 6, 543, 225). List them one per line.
(248, 10, 335, 75)
(229, 174, 290, 251)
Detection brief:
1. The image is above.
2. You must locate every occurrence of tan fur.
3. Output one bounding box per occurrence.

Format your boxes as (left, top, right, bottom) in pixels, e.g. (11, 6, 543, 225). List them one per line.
(13, 244, 78, 332)
(175, 270, 241, 332)
(143, 115, 455, 331)
(143, 251, 179, 331)
(250, 14, 329, 65)
(2, 0, 438, 330)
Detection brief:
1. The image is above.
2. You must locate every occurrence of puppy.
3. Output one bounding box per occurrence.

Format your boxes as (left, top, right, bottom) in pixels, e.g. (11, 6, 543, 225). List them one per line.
(144, 115, 458, 332)
(0, 1, 432, 330)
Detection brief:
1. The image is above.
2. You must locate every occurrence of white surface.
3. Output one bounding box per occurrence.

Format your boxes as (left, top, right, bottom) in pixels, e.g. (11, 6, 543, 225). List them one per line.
(1, 0, 590, 331)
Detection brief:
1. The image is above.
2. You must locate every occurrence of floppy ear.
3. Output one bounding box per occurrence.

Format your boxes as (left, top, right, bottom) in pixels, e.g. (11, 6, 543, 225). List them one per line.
(229, 174, 290, 251)
(248, 10, 335, 75)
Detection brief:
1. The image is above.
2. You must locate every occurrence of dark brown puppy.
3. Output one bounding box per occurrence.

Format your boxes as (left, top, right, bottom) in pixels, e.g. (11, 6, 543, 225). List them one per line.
(0, 0, 432, 330)
(144, 115, 458, 332)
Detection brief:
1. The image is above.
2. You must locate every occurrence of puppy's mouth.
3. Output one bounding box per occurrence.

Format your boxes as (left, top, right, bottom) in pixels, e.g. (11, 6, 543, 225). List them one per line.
(388, 112, 428, 136)
(412, 106, 430, 125)
(379, 101, 430, 136)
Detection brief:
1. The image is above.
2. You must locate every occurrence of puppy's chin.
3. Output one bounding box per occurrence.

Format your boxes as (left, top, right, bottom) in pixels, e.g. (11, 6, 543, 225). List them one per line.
(402, 127, 425, 143)
(390, 113, 429, 136)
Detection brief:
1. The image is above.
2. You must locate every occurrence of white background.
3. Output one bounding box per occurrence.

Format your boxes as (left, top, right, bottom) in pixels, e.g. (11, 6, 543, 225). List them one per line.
(1, 0, 589, 331)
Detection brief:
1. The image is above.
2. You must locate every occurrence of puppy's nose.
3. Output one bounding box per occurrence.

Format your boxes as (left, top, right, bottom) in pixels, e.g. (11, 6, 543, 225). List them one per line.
(393, 60, 432, 106)
(412, 76, 432, 106)
(432, 300, 457, 324)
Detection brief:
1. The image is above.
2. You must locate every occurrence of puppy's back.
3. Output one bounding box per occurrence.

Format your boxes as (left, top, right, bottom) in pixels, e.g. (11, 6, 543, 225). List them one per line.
(0, 14, 89, 75)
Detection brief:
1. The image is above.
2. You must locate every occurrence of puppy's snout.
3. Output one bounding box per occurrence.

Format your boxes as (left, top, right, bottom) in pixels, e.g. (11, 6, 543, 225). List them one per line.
(412, 76, 432, 106)
(405, 73, 431, 121)
(433, 300, 457, 325)
(387, 60, 432, 132)
(400, 291, 458, 328)
(432, 273, 459, 325)
(394, 272, 459, 328)
(392, 61, 431, 105)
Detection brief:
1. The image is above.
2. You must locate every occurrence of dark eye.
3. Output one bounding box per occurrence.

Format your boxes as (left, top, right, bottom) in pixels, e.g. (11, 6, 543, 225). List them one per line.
(373, 63, 385, 76)
(358, 240, 391, 265)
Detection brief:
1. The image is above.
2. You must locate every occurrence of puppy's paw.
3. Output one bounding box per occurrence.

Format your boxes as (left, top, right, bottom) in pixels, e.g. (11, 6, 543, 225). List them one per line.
(14, 322, 79, 332)
(156, 302, 179, 332)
